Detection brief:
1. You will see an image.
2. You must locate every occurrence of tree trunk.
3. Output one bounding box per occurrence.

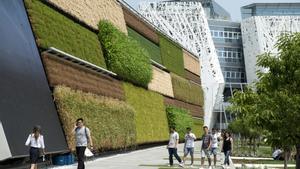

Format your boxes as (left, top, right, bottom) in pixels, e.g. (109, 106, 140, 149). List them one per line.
(284, 150, 288, 169)
(296, 144, 300, 169)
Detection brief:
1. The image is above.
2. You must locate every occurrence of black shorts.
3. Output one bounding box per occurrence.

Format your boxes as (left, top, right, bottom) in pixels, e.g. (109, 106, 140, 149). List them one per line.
(30, 147, 40, 164)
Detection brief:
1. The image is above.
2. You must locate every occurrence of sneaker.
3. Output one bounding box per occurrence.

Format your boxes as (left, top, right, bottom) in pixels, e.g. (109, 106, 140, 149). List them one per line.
(167, 164, 173, 167)
(208, 166, 212, 169)
(199, 167, 204, 169)
(178, 162, 184, 167)
(190, 164, 194, 168)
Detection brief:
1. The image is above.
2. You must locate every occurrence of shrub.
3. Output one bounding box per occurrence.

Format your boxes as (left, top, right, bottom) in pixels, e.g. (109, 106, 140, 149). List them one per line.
(192, 118, 204, 138)
(123, 83, 169, 144)
(53, 86, 136, 151)
(25, 0, 106, 68)
(127, 27, 162, 64)
(166, 106, 193, 141)
(159, 34, 185, 76)
(171, 73, 204, 106)
(98, 20, 152, 87)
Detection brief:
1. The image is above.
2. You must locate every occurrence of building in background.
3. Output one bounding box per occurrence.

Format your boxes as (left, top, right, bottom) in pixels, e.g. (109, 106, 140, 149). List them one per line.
(139, 0, 225, 129)
(241, 3, 300, 84)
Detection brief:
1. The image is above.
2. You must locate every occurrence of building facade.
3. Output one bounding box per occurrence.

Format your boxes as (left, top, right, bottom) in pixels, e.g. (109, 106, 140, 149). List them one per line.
(241, 3, 300, 84)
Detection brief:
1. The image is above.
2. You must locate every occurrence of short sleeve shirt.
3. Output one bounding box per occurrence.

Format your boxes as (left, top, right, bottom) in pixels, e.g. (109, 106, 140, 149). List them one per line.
(201, 134, 212, 149)
(75, 127, 90, 147)
(168, 132, 179, 148)
(185, 133, 196, 148)
(211, 133, 218, 148)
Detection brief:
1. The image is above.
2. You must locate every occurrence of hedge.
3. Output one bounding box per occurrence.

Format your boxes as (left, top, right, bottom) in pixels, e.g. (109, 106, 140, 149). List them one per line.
(193, 118, 204, 139)
(25, 0, 106, 68)
(98, 20, 152, 87)
(171, 73, 204, 106)
(166, 106, 193, 141)
(127, 27, 162, 64)
(159, 34, 185, 76)
(53, 86, 136, 151)
(123, 83, 169, 144)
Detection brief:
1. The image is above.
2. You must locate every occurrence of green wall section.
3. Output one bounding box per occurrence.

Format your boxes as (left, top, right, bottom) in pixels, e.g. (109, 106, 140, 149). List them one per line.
(53, 86, 137, 151)
(25, 0, 106, 68)
(98, 20, 152, 87)
(123, 83, 169, 144)
(166, 106, 193, 141)
(171, 73, 204, 106)
(159, 34, 185, 76)
(193, 118, 204, 138)
(127, 27, 162, 64)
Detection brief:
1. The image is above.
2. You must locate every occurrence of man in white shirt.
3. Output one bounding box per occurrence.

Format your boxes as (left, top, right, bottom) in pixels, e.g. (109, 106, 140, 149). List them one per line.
(183, 127, 196, 167)
(167, 127, 183, 167)
(211, 128, 220, 168)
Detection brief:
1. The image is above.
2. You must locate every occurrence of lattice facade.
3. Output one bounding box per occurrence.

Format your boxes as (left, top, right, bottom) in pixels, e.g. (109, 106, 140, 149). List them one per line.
(139, 1, 225, 128)
(241, 16, 300, 84)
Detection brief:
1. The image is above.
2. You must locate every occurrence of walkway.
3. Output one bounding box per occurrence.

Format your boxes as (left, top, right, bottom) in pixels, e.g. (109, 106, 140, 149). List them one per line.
(50, 141, 226, 169)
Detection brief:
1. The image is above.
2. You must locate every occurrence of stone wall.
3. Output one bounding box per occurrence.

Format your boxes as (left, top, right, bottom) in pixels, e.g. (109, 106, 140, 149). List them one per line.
(48, 0, 127, 33)
(42, 53, 125, 100)
(148, 66, 174, 97)
(183, 49, 200, 76)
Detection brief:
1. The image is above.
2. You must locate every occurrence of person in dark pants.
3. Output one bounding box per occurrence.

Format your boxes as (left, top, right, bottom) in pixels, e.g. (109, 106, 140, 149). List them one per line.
(167, 127, 183, 167)
(72, 118, 93, 169)
(222, 131, 233, 169)
(25, 125, 45, 169)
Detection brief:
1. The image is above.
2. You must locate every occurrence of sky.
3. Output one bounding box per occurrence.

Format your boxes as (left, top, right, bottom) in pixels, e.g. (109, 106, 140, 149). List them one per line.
(124, 0, 300, 21)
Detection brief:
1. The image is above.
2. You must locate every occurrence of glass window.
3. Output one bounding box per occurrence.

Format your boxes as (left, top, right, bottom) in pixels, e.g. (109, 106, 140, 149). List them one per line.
(224, 32, 228, 38)
(226, 72, 230, 78)
(233, 52, 236, 58)
(228, 52, 232, 58)
(229, 32, 233, 38)
(214, 31, 219, 37)
(224, 52, 227, 57)
(233, 33, 238, 39)
(231, 72, 235, 78)
(219, 32, 223, 37)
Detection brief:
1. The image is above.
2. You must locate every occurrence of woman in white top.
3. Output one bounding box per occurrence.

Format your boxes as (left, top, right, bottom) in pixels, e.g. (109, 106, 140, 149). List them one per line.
(25, 125, 45, 169)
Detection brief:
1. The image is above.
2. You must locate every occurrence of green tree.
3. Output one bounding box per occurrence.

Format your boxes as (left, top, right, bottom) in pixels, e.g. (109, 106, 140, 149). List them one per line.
(229, 33, 300, 169)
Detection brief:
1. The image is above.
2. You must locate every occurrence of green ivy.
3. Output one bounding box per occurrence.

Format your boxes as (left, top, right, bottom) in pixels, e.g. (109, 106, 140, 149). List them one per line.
(123, 83, 169, 144)
(98, 20, 152, 87)
(127, 27, 162, 64)
(53, 86, 136, 151)
(166, 106, 193, 141)
(171, 73, 204, 106)
(192, 118, 204, 138)
(25, 0, 106, 68)
(159, 34, 185, 76)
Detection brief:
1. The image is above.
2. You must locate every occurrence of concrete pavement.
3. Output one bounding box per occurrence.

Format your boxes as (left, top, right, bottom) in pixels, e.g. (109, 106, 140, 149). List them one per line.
(50, 141, 226, 169)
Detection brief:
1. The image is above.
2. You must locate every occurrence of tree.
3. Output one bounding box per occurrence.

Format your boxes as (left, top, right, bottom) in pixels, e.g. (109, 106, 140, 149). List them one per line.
(229, 33, 300, 169)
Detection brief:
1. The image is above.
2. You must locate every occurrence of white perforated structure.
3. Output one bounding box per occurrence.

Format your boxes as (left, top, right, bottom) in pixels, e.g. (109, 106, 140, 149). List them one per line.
(241, 16, 300, 84)
(138, 1, 225, 128)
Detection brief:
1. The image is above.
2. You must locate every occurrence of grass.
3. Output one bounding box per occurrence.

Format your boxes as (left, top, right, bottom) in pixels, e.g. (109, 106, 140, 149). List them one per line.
(25, 0, 106, 68)
(123, 83, 169, 144)
(233, 144, 272, 158)
(127, 27, 162, 64)
(159, 34, 185, 77)
(53, 86, 137, 151)
(232, 159, 296, 164)
(98, 20, 152, 87)
(171, 73, 204, 106)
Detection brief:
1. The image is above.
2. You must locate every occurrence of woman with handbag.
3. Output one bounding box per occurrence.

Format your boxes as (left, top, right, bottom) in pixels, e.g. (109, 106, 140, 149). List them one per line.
(25, 125, 45, 169)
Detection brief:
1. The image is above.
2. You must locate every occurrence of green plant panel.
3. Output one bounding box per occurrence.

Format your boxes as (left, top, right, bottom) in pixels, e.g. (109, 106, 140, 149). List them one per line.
(123, 83, 169, 144)
(159, 34, 185, 76)
(171, 73, 204, 106)
(53, 86, 136, 151)
(25, 0, 106, 68)
(98, 20, 152, 87)
(192, 118, 204, 139)
(127, 27, 162, 64)
(166, 106, 193, 141)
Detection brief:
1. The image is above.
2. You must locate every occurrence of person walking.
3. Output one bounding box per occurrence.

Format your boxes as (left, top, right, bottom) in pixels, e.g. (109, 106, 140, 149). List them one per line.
(167, 127, 183, 167)
(25, 125, 45, 169)
(211, 128, 220, 168)
(73, 118, 93, 169)
(182, 127, 196, 167)
(200, 126, 212, 169)
(222, 131, 233, 169)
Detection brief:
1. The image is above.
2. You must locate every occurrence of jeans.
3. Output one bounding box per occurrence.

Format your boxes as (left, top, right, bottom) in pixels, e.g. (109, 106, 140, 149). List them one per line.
(76, 146, 86, 169)
(168, 148, 182, 165)
(224, 150, 231, 165)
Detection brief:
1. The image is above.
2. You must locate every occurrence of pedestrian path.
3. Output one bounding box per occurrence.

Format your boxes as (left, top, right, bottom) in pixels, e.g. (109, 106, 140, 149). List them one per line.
(50, 141, 228, 169)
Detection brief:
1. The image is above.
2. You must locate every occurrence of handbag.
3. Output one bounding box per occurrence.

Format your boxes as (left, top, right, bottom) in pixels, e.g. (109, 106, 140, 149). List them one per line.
(84, 147, 94, 157)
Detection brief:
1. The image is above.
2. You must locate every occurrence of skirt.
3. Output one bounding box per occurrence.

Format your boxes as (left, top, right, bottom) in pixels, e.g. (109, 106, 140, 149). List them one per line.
(29, 147, 40, 164)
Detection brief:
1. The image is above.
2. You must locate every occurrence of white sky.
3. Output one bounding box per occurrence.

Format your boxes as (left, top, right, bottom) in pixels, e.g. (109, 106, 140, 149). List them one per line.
(124, 0, 300, 21)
